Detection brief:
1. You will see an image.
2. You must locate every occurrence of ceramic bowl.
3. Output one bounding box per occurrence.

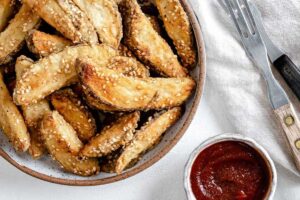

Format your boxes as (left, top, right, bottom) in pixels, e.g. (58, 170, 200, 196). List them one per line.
(0, 0, 206, 185)
(184, 134, 277, 200)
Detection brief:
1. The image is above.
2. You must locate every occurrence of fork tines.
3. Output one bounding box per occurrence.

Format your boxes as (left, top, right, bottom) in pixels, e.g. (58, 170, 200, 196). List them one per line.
(223, 0, 257, 38)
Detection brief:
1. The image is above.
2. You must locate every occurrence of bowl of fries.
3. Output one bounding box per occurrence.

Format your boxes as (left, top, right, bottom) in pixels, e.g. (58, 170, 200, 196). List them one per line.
(0, 0, 205, 185)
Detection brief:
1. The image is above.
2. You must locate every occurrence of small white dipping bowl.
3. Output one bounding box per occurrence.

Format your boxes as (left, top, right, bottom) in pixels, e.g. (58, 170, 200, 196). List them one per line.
(184, 134, 277, 200)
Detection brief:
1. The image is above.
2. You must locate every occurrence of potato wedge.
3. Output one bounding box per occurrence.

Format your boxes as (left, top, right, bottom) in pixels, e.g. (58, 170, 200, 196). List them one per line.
(40, 111, 99, 176)
(14, 44, 119, 105)
(15, 56, 49, 158)
(83, 56, 150, 112)
(0, 4, 40, 64)
(120, 0, 187, 77)
(51, 88, 96, 142)
(81, 112, 140, 157)
(0, 0, 15, 32)
(155, 0, 196, 68)
(77, 59, 195, 111)
(42, 111, 82, 154)
(23, 0, 98, 44)
(0, 72, 30, 152)
(15, 56, 51, 127)
(72, 0, 122, 48)
(115, 107, 181, 174)
(26, 30, 71, 57)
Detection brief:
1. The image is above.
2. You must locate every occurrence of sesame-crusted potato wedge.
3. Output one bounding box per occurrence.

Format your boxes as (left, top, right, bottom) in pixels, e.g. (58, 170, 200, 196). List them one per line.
(26, 30, 71, 57)
(51, 88, 96, 142)
(72, 0, 122, 48)
(0, 0, 15, 32)
(23, 0, 98, 44)
(0, 72, 30, 152)
(155, 0, 196, 68)
(41, 111, 82, 154)
(115, 107, 181, 174)
(81, 56, 150, 112)
(13, 44, 119, 106)
(0, 4, 40, 65)
(15, 55, 49, 158)
(120, 0, 187, 77)
(40, 111, 100, 176)
(15, 56, 51, 127)
(77, 59, 195, 111)
(81, 112, 140, 157)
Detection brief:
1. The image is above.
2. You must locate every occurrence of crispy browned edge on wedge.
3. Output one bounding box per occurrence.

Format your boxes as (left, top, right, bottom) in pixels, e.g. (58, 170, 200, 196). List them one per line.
(84, 92, 118, 112)
(23, 0, 98, 44)
(119, 0, 187, 77)
(51, 88, 96, 142)
(78, 56, 150, 112)
(0, 0, 15, 32)
(81, 112, 140, 157)
(155, 0, 196, 68)
(72, 0, 122, 48)
(40, 111, 100, 176)
(13, 44, 119, 106)
(77, 59, 195, 111)
(115, 107, 181, 174)
(26, 30, 71, 57)
(0, 71, 30, 152)
(0, 4, 40, 65)
(15, 55, 49, 158)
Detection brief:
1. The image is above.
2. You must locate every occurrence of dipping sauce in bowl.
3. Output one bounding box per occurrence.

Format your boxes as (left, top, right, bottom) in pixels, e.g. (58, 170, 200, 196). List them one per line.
(184, 134, 277, 200)
(190, 141, 270, 200)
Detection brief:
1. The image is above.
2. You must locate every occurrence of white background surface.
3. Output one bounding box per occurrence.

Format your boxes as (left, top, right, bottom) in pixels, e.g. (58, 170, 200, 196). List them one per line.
(1, 92, 300, 200)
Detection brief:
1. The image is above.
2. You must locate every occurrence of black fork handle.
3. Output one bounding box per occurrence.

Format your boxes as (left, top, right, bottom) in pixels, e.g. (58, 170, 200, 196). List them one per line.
(274, 54, 300, 101)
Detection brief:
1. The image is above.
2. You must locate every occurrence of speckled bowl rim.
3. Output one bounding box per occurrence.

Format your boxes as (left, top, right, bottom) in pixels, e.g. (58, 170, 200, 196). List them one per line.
(184, 134, 278, 200)
(0, 0, 206, 186)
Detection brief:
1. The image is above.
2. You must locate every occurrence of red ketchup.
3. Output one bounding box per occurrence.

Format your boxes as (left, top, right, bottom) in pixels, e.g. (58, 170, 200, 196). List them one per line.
(190, 141, 270, 200)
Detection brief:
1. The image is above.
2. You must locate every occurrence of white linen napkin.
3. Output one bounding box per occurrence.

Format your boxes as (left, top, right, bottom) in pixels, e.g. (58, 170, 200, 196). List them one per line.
(191, 0, 300, 176)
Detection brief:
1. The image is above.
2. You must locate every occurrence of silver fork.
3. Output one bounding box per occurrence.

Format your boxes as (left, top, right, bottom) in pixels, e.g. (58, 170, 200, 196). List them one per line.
(224, 0, 300, 171)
